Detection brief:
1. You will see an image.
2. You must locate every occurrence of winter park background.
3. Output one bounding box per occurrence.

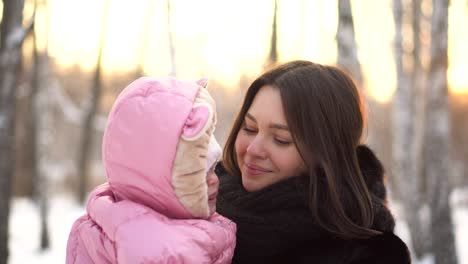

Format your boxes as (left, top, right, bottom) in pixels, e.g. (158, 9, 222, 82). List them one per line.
(1, 0, 468, 263)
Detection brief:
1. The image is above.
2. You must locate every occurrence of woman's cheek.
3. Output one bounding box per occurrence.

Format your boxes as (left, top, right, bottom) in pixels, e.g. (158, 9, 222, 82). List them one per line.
(235, 134, 248, 157)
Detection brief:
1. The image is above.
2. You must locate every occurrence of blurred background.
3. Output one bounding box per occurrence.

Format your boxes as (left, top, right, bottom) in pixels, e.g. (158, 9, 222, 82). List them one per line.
(0, 0, 467, 263)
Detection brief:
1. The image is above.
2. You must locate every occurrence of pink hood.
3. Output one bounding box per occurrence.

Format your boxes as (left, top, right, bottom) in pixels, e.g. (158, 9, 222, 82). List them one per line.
(103, 76, 202, 218)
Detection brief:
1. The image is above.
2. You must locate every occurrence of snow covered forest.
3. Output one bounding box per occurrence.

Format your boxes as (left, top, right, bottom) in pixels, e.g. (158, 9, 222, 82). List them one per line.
(1, 0, 468, 263)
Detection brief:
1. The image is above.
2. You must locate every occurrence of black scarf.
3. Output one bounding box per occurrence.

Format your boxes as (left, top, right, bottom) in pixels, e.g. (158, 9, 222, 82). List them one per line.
(215, 145, 397, 264)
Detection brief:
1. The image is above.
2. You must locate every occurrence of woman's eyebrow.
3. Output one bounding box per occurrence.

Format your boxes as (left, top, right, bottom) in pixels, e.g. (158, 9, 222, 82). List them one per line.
(246, 113, 289, 131)
(246, 113, 257, 122)
(270, 124, 289, 131)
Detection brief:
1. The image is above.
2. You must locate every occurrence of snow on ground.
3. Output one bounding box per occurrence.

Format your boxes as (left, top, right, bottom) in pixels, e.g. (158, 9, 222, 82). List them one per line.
(9, 196, 84, 264)
(393, 205, 468, 264)
(8, 190, 468, 264)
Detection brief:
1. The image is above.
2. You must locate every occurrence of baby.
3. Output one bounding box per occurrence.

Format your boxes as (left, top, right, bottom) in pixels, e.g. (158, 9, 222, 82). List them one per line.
(66, 77, 236, 264)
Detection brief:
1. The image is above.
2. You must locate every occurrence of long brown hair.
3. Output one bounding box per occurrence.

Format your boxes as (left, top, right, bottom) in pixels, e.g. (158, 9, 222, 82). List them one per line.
(223, 60, 380, 239)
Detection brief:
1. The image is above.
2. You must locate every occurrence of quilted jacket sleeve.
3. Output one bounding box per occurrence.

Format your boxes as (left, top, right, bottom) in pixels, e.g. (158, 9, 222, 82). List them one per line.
(66, 214, 116, 264)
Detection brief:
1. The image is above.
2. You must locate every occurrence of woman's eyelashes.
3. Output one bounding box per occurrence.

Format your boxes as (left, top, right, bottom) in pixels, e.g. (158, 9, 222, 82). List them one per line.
(241, 125, 257, 134)
(241, 123, 292, 146)
(274, 138, 291, 146)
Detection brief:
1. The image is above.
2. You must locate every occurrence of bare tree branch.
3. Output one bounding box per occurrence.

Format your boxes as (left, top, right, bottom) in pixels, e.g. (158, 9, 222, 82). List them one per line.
(266, 0, 278, 67)
(4, 13, 34, 51)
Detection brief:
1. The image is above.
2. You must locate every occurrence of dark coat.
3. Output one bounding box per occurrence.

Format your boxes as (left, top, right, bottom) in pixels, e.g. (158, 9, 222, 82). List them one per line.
(216, 145, 411, 264)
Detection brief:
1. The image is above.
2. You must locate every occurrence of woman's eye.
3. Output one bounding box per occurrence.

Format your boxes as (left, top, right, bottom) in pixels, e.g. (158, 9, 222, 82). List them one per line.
(242, 126, 257, 134)
(274, 138, 291, 146)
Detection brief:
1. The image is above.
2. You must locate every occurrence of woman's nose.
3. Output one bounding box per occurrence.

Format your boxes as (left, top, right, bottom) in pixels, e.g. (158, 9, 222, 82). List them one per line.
(246, 136, 267, 159)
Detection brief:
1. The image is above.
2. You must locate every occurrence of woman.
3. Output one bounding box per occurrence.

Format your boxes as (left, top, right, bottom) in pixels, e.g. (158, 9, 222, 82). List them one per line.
(216, 60, 410, 263)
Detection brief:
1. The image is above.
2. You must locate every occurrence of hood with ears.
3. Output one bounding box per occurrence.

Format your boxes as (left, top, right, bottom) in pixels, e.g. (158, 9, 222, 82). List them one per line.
(102, 76, 218, 219)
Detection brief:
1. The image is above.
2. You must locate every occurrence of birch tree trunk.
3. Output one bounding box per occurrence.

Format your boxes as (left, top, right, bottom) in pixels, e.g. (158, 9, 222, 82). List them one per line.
(30, 4, 49, 250)
(35, 56, 51, 251)
(392, 0, 431, 259)
(411, 0, 427, 202)
(77, 0, 110, 204)
(426, 0, 458, 263)
(31, 0, 52, 250)
(336, 0, 363, 87)
(0, 1, 29, 263)
(34, 56, 55, 253)
(411, 0, 431, 255)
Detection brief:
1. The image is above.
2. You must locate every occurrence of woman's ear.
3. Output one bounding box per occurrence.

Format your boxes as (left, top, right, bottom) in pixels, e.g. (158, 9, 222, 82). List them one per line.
(181, 103, 213, 141)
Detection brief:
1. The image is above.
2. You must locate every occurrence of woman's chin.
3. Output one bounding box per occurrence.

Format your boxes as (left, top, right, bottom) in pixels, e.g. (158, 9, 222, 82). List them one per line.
(241, 177, 261, 192)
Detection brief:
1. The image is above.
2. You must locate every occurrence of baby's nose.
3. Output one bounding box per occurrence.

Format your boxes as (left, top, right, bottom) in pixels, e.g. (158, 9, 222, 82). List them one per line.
(207, 169, 219, 185)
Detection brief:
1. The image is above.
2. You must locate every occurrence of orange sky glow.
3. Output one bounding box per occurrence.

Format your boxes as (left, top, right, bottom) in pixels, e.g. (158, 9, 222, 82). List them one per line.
(2, 0, 467, 101)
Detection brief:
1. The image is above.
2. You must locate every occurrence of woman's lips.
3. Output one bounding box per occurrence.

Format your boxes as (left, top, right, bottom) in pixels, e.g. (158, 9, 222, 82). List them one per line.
(244, 163, 271, 176)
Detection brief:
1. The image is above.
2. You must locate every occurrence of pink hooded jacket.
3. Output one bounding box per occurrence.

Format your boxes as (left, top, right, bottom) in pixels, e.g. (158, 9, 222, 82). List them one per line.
(66, 77, 236, 264)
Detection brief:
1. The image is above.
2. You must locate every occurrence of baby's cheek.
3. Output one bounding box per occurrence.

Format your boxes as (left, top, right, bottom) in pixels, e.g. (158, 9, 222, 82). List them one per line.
(212, 181, 220, 193)
(206, 170, 218, 185)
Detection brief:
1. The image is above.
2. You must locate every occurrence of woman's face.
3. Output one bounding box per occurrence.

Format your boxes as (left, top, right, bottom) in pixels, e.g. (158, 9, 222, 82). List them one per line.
(235, 85, 306, 192)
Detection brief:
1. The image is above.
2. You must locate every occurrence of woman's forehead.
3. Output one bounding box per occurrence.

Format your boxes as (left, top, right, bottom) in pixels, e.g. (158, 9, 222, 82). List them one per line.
(246, 85, 288, 128)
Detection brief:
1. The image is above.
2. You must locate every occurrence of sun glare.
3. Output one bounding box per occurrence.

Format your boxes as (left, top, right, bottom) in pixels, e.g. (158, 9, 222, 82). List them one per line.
(448, 0, 468, 95)
(31, 0, 467, 97)
(353, 0, 396, 103)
